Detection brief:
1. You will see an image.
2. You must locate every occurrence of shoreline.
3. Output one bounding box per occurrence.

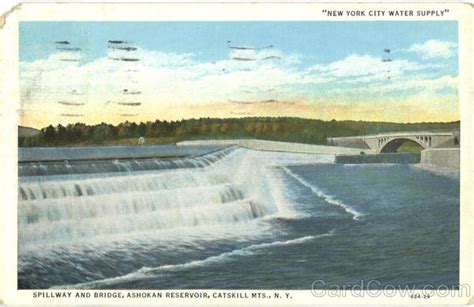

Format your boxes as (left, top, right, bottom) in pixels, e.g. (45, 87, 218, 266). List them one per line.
(410, 163, 460, 180)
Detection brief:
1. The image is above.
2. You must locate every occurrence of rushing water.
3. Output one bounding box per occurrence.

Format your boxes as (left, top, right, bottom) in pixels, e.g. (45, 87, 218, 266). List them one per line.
(18, 146, 459, 289)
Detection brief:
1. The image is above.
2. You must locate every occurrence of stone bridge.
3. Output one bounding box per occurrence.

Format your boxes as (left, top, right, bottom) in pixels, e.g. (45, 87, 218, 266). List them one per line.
(327, 131, 460, 153)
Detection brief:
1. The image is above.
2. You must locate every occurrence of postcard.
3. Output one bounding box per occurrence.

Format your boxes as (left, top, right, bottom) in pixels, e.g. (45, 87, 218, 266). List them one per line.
(0, 1, 472, 305)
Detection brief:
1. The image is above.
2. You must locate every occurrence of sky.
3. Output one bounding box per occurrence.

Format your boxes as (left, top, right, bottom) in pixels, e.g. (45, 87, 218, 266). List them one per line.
(19, 21, 459, 128)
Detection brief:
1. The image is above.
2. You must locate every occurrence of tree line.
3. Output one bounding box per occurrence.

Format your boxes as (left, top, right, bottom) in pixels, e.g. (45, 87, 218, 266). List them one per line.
(18, 117, 460, 147)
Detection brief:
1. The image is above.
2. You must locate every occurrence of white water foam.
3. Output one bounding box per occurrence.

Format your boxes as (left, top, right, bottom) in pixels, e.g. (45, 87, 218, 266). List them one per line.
(19, 148, 335, 255)
(281, 167, 362, 220)
(57, 231, 334, 289)
(19, 219, 275, 255)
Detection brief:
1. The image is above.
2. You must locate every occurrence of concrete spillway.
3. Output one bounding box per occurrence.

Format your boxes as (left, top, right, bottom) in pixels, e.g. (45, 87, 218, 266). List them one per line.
(19, 139, 368, 177)
(19, 144, 225, 163)
(18, 145, 234, 177)
(335, 152, 421, 164)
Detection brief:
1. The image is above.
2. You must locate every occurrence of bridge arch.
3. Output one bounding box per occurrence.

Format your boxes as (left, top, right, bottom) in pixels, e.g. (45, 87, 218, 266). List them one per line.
(379, 137, 427, 153)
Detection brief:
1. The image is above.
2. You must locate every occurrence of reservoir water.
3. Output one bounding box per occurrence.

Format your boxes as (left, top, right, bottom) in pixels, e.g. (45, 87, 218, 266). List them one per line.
(18, 146, 459, 289)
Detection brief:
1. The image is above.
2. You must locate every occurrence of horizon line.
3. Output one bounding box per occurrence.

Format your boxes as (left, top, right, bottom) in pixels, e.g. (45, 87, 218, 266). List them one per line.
(19, 116, 461, 131)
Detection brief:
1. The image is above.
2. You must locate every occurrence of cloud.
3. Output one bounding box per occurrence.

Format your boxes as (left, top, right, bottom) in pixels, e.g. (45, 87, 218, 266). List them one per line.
(19, 45, 458, 127)
(330, 74, 458, 97)
(406, 40, 457, 59)
(20, 46, 308, 108)
(306, 54, 429, 83)
(19, 49, 439, 108)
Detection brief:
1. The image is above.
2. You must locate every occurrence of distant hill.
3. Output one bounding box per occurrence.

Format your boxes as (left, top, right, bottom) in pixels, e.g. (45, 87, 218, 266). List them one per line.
(18, 117, 460, 147)
(18, 126, 40, 137)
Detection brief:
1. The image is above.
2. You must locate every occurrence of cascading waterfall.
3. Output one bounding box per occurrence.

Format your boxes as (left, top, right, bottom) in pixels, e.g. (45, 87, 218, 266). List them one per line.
(20, 147, 331, 251)
(18, 146, 236, 177)
(18, 146, 336, 289)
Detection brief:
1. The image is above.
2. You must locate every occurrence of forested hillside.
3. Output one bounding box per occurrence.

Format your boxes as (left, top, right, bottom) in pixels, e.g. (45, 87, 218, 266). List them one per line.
(18, 117, 460, 147)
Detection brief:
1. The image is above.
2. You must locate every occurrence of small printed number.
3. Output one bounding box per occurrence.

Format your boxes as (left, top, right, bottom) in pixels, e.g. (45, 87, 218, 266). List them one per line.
(410, 294, 431, 299)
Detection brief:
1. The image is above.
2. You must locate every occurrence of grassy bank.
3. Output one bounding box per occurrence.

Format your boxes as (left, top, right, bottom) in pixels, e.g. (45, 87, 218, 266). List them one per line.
(396, 141, 425, 152)
(102, 137, 181, 146)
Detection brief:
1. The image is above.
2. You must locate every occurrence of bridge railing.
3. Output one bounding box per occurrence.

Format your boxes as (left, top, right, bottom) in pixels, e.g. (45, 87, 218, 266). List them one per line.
(327, 130, 459, 140)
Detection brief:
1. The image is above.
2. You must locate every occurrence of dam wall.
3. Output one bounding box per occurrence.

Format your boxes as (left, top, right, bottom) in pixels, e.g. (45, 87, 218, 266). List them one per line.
(18, 146, 236, 177)
(335, 152, 421, 164)
(326, 137, 371, 149)
(19, 144, 224, 163)
(20, 139, 369, 163)
(177, 139, 368, 155)
(421, 148, 460, 169)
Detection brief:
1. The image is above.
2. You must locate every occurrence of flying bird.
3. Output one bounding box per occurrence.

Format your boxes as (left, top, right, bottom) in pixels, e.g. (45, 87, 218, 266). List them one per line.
(229, 46, 256, 50)
(120, 57, 140, 62)
(228, 44, 274, 51)
(232, 57, 256, 61)
(58, 101, 85, 106)
(122, 89, 142, 95)
(57, 47, 81, 52)
(108, 57, 140, 62)
(109, 46, 138, 52)
(108, 40, 128, 44)
(260, 99, 278, 103)
(261, 56, 281, 61)
(117, 102, 142, 106)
